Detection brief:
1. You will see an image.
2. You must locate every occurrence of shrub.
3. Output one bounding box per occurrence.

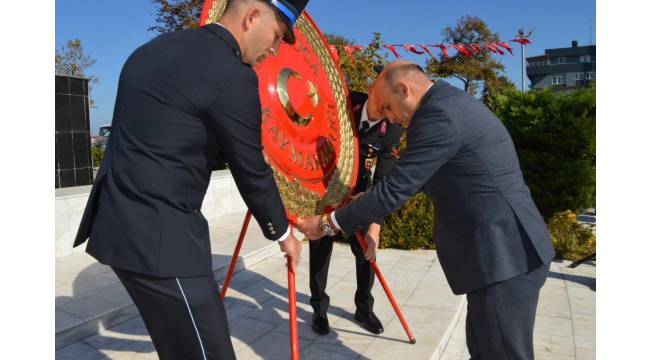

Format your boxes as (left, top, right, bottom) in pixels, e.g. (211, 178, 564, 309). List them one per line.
(547, 210, 596, 260)
(379, 193, 435, 249)
(92, 145, 104, 168)
(494, 87, 596, 219)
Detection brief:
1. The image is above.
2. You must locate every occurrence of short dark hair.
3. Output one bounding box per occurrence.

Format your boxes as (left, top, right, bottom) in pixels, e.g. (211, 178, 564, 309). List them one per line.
(224, 0, 264, 14)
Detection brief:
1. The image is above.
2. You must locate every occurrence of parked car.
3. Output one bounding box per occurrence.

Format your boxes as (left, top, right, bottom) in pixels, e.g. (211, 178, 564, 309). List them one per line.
(92, 124, 111, 149)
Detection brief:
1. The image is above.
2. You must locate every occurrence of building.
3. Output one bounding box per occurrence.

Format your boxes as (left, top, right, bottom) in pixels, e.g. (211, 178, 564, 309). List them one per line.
(526, 40, 596, 91)
(55, 75, 94, 188)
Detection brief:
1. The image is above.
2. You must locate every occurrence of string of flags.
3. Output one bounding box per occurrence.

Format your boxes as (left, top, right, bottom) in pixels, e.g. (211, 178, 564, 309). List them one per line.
(327, 38, 532, 64)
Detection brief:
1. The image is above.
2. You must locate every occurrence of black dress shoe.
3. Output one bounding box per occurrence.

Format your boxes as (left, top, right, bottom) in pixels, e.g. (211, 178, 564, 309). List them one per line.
(311, 314, 330, 335)
(354, 310, 384, 334)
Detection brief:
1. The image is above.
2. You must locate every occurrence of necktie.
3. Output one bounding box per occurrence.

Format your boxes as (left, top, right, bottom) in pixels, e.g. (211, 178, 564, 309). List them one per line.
(359, 121, 369, 135)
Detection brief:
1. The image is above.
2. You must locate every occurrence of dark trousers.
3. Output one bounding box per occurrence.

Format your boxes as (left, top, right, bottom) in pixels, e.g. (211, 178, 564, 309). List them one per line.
(113, 267, 236, 360)
(309, 235, 375, 317)
(465, 263, 549, 360)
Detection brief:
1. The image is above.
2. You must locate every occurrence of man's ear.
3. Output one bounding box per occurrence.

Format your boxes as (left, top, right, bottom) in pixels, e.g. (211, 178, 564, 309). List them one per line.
(396, 81, 409, 99)
(242, 7, 261, 31)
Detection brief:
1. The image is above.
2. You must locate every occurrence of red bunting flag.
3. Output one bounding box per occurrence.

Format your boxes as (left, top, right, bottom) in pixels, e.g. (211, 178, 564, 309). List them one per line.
(419, 44, 433, 57)
(343, 46, 356, 64)
(383, 44, 402, 58)
(487, 43, 505, 55)
(497, 41, 514, 54)
(469, 43, 482, 55)
(328, 45, 340, 63)
(430, 44, 449, 57)
(325, 37, 531, 62)
(403, 44, 426, 55)
(511, 38, 531, 45)
(450, 44, 472, 57)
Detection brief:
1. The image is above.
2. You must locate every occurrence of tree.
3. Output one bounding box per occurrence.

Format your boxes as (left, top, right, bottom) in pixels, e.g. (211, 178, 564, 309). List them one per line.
(149, 0, 202, 33)
(55, 39, 100, 107)
(426, 16, 507, 97)
(481, 74, 516, 111)
(324, 32, 387, 93)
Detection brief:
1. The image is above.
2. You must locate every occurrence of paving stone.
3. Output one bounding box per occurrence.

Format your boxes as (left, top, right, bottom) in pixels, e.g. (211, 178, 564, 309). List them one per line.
(566, 286, 596, 316)
(533, 347, 576, 359)
(55, 341, 106, 360)
(228, 316, 275, 352)
(407, 282, 462, 313)
(56, 245, 466, 359)
(440, 353, 462, 360)
(533, 315, 575, 355)
(572, 315, 595, 350)
(57, 283, 132, 321)
(537, 285, 573, 318)
(310, 325, 375, 356)
(575, 346, 596, 360)
(224, 302, 258, 322)
(101, 339, 157, 360)
(56, 273, 120, 307)
(241, 297, 302, 327)
(440, 260, 596, 360)
(242, 330, 314, 360)
(443, 338, 468, 355)
(301, 345, 361, 360)
(360, 308, 455, 359)
(82, 317, 150, 353)
(56, 309, 83, 331)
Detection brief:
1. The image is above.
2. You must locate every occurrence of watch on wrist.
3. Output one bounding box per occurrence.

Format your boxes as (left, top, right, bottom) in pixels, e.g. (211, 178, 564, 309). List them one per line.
(320, 214, 337, 237)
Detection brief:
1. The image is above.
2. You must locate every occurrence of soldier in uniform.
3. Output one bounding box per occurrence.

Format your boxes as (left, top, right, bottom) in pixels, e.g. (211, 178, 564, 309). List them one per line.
(73, 1, 309, 359)
(309, 69, 404, 335)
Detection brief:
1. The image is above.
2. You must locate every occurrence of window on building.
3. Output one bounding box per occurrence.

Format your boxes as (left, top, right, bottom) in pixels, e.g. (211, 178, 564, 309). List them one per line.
(552, 56, 567, 64)
(575, 73, 585, 80)
(552, 73, 566, 85)
(580, 55, 592, 63)
(586, 71, 595, 80)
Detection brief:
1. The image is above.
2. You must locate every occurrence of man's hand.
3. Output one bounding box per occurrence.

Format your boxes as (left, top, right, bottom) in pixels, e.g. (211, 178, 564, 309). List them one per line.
(296, 216, 325, 240)
(364, 223, 381, 261)
(279, 232, 302, 270)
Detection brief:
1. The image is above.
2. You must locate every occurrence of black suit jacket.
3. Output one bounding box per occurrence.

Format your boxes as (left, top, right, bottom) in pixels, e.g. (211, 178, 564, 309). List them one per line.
(74, 24, 289, 277)
(336, 80, 556, 294)
(348, 91, 403, 194)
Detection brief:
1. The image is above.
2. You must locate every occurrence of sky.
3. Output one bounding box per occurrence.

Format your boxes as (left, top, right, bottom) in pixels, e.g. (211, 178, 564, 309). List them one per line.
(55, 0, 596, 134)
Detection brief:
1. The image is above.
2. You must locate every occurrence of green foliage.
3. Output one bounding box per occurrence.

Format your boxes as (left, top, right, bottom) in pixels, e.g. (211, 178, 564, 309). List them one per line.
(92, 146, 104, 169)
(149, 0, 202, 33)
(495, 87, 596, 219)
(379, 193, 436, 250)
(481, 75, 517, 111)
(547, 210, 596, 260)
(426, 16, 506, 97)
(324, 32, 387, 93)
(55, 39, 99, 107)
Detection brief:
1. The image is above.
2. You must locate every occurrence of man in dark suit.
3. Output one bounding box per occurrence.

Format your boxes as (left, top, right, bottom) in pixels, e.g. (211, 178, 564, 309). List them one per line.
(73, 1, 309, 359)
(298, 61, 556, 359)
(309, 87, 404, 335)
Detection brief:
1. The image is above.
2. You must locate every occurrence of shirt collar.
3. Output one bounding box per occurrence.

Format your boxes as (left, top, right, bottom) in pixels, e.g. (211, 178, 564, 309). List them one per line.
(359, 100, 381, 129)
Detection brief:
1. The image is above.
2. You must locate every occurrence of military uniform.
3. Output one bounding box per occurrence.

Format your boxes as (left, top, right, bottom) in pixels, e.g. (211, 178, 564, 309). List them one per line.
(309, 90, 404, 324)
(74, 23, 289, 360)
